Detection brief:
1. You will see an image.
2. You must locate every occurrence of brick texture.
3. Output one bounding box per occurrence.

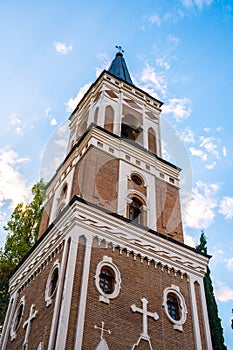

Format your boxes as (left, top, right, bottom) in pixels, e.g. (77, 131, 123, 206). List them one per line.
(155, 177, 184, 242)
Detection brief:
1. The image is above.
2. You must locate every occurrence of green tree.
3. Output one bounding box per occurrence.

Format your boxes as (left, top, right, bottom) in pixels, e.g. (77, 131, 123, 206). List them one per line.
(196, 231, 227, 350)
(0, 180, 45, 326)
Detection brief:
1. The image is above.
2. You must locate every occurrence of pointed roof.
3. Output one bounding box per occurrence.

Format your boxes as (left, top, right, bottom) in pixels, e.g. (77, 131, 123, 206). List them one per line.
(108, 51, 133, 85)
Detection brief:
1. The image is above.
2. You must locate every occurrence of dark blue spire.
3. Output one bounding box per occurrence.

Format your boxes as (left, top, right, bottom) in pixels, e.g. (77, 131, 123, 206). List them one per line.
(108, 50, 133, 85)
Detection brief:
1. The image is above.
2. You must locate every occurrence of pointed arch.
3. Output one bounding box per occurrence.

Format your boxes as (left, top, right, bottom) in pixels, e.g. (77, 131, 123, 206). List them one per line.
(148, 127, 157, 154)
(104, 105, 114, 133)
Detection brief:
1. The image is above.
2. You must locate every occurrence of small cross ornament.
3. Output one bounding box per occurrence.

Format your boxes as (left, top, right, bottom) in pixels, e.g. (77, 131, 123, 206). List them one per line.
(94, 321, 111, 340)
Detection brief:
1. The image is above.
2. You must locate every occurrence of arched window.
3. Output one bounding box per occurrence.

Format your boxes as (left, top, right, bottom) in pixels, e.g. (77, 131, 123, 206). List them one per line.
(60, 183, 68, 201)
(10, 296, 25, 341)
(163, 285, 187, 331)
(104, 106, 114, 133)
(148, 127, 157, 154)
(128, 197, 144, 225)
(167, 293, 180, 320)
(95, 256, 121, 304)
(94, 107, 99, 125)
(99, 266, 115, 294)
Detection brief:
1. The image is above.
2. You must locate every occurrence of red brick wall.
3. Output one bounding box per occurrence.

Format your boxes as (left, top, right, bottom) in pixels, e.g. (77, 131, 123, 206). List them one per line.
(71, 147, 119, 212)
(155, 178, 184, 242)
(6, 245, 64, 350)
(79, 239, 196, 350)
(38, 195, 54, 239)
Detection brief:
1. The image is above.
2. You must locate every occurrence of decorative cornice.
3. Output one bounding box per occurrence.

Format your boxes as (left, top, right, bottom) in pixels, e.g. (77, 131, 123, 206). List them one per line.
(9, 197, 210, 294)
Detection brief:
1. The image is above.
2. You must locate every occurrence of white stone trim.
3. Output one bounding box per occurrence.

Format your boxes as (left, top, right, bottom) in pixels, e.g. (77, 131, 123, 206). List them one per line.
(48, 238, 70, 350)
(54, 229, 79, 349)
(0, 292, 18, 350)
(189, 275, 202, 350)
(10, 295, 25, 341)
(162, 285, 187, 331)
(95, 256, 121, 304)
(74, 234, 93, 350)
(197, 276, 213, 350)
(45, 259, 60, 307)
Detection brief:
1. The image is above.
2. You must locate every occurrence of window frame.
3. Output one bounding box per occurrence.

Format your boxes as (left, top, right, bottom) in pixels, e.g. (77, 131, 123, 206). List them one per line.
(10, 295, 25, 341)
(95, 256, 121, 304)
(162, 285, 187, 331)
(45, 260, 60, 307)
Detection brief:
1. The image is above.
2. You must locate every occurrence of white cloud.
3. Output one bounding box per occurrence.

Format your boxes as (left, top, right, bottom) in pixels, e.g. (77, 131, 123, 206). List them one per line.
(181, 0, 213, 10)
(203, 127, 210, 132)
(139, 63, 167, 98)
(65, 82, 92, 113)
(219, 196, 233, 219)
(215, 281, 233, 302)
(199, 136, 219, 158)
(179, 127, 195, 143)
(0, 147, 30, 210)
(156, 57, 170, 70)
(184, 181, 218, 229)
(54, 139, 67, 149)
(95, 53, 111, 77)
(162, 98, 192, 122)
(54, 41, 73, 55)
(10, 113, 24, 134)
(189, 147, 207, 160)
(50, 117, 57, 126)
(148, 14, 161, 26)
(184, 232, 196, 247)
(222, 147, 227, 157)
(226, 257, 233, 272)
(205, 161, 216, 170)
(44, 107, 57, 126)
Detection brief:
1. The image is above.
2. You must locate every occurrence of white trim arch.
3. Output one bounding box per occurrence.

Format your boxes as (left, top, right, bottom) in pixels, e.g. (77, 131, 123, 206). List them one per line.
(95, 256, 121, 305)
(162, 284, 187, 331)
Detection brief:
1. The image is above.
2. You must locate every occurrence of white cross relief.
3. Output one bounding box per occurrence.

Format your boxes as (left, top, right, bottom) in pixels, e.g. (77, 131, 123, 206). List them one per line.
(131, 298, 159, 340)
(22, 304, 38, 350)
(94, 321, 111, 339)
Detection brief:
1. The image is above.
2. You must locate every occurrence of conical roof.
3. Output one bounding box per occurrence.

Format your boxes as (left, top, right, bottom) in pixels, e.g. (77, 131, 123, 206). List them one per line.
(108, 51, 133, 85)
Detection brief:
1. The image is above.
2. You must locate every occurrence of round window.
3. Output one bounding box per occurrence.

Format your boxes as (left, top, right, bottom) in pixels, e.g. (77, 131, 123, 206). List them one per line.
(131, 174, 143, 186)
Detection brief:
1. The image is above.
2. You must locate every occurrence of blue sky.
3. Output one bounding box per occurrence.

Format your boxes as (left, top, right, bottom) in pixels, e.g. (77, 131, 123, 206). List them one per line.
(1, 0, 233, 347)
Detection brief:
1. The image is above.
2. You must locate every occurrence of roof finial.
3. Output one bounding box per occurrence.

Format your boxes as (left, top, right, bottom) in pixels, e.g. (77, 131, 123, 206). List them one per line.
(115, 45, 124, 56)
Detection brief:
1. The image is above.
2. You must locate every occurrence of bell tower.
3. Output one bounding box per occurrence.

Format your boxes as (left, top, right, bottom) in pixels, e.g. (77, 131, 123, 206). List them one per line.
(39, 47, 183, 242)
(1, 49, 212, 350)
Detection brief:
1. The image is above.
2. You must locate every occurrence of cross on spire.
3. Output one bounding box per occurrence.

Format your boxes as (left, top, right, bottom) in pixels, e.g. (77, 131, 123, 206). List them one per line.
(131, 297, 159, 340)
(94, 321, 111, 340)
(22, 304, 38, 349)
(115, 45, 124, 54)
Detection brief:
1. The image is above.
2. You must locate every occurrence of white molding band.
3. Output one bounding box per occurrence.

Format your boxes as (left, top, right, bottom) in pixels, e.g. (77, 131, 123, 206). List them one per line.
(48, 238, 70, 350)
(54, 230, 79, 350)
(74, 233, 93, 350)
(189, 274, 202, 350)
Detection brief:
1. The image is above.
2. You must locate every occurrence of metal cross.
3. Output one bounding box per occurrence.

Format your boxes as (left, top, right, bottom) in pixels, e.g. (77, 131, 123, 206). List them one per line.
(131, 297, 159, 340)
(22, 304, 38, 349)
(115, 45, 124, 54)
(94, 321, 111, 340)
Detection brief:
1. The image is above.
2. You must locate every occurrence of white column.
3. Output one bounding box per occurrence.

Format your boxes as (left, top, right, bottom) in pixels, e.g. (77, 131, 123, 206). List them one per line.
(198, 276, 213, 350)
(189, 274, 202, 350)
(0, 292, 18, 350)
(47, 237, 70, 350)
(54, 229, 79, 350)
(74, 234, 93, 350)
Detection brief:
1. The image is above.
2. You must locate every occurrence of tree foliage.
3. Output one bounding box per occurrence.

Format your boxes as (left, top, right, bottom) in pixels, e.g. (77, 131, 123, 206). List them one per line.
(0, 180, 45, 326)
(196, 231, 227, 350)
